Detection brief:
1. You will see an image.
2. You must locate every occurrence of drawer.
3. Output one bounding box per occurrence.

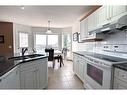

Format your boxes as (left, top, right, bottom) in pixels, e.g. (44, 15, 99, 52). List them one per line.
(114, 68, 127, 82)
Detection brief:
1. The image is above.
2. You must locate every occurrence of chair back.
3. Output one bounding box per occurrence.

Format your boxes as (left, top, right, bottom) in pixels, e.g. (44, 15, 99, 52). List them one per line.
(45, 48, 54, 61)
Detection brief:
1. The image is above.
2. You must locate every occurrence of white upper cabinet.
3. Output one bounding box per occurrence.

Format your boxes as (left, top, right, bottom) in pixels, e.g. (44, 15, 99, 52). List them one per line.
(80, 5, 127, 40)
(110, 6, 127, 22)
(80, 18, 88, 40)
(97, 6, 127, 27)
(97, 6, 110, 27)
(88, 10, 98, 32)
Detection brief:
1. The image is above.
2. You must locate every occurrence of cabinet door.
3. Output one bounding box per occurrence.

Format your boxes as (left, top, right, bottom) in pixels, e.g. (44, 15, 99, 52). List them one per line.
(0, 67, 20, 89)
(88, 11, 98, 32)
(73, 54, 79, 75)
(111, 6, 127, 21)
(97, 6, 110, 27)
(80, 18, 88, 40)
(114, 77, 127, 89)
(20, 66, 38, 89)
(78, 61, 84, 81)
(83, 58, 87, 83)
(7, 67, 20, 89)
(80, 20, 85, 40)
(73, 54, 77, 73)
(39, 58, 48, 88)
(20, 59, 48, 89)
(88, 14, 93, 32)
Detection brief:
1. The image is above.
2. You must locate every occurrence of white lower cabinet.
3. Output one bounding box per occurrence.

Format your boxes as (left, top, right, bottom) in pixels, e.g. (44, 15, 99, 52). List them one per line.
(20, 66, 39, 89)
(113, 68, 127, 89)
(73, 53, 86, 82)
(114, 77, 127, 89)
(0, 66, 20, 89)
(0, 58, 48, 89)
(19, 58, 48, 89)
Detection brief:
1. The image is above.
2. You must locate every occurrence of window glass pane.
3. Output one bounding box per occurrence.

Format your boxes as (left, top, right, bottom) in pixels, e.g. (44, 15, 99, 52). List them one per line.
(35, 34, 46, 52)
(19, 33, 28, 47)
(47, 35, 58, 49)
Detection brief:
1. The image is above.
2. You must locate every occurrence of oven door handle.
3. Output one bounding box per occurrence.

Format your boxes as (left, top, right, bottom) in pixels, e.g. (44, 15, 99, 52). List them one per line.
(86, 59, 111, 69)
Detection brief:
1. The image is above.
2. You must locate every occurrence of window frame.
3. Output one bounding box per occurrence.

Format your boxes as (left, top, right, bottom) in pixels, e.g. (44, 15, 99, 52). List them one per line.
(34, 33, 59, 51)
(47, 34, 59, 49)
(18, 32, 29, 48)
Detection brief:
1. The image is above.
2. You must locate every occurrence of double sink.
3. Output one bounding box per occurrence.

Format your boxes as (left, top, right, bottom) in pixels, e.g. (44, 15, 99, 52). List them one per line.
(8, 54, 44, 60)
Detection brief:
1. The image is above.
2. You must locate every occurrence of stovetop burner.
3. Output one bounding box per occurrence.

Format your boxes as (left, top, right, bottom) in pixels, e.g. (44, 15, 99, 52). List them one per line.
(86, 53, 127, 62)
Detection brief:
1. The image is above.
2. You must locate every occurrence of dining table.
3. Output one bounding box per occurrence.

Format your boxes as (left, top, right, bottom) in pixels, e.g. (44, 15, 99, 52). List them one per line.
(54, 50, 62, 56)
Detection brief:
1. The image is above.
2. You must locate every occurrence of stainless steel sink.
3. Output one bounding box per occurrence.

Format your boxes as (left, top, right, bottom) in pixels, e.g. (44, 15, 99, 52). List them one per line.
(8, 54, 44, 60)
(25, 54, 44, 58)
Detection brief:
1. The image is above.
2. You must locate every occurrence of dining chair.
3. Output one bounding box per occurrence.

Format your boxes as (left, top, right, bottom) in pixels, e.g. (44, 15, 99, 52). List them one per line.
(45, 48, 64, 68)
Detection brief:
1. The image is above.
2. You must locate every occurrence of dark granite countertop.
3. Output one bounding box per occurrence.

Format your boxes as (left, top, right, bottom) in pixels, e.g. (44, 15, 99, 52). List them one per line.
(0, 54, 48, 77)
(113, 63, 127, 71)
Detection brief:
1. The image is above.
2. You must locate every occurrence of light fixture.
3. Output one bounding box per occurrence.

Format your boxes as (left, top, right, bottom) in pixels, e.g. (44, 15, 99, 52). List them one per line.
(21, 6, 25, 10)
(46, 20, 52, 34)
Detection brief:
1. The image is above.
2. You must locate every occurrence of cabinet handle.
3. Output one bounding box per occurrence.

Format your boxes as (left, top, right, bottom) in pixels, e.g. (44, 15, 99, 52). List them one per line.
(103, 23, 110, 27)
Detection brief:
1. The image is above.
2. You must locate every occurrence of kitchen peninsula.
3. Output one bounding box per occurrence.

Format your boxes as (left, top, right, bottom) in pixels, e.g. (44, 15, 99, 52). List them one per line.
(0, 54, 48, 89)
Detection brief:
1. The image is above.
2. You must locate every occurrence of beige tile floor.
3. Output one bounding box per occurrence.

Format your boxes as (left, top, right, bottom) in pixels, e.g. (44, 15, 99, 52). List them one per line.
(47, 60, 84, 89)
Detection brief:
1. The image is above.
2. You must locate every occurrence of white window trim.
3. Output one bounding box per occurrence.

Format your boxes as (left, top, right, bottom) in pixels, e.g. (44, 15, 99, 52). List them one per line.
(18, 31, 29, 48)
(34, 33, 59, 50)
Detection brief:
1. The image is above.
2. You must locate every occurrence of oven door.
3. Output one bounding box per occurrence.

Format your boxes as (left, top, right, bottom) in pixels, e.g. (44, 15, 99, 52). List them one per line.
(85, 60, 112, 89)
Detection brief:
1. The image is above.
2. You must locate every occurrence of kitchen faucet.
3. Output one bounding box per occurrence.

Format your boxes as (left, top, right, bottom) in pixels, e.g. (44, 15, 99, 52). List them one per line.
(21, 48, 28, 56)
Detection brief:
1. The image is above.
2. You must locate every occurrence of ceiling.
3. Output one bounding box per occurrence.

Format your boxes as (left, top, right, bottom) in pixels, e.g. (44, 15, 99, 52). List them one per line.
(0, 6, 95, 28)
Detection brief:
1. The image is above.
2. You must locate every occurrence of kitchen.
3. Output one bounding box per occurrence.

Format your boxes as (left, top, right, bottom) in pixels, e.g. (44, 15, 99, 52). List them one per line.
(0, 5, 127, 90)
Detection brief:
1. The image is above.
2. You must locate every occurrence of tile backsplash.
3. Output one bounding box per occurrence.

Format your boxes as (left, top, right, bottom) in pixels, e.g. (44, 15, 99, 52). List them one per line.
(74, 30, 127, 55)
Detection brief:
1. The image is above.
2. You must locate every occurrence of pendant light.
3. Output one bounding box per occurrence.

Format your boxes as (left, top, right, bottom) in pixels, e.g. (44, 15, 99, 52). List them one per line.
(46, 20, 52, 34)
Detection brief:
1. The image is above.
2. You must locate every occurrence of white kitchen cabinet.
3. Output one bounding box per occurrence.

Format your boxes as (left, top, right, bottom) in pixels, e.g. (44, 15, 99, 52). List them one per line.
(80, 5, 127, 38)
(19, 58, 48, 89)
(114, 77, 127, 89)
(20, 65, 39, 89)
(73, 53, 85, 82)
(97, 6, 110, 27)
(97, 6, 127, 28)
(0, 66, 20, 89)
(38, 58, 48, 88)
(88, 11, 98, 32)
(113, 68, 127, 89)
(73, 53, 79, 75)
(78, 56, 85, 81)
(110, 6, 127, 22)
(80, 18, 88, 40)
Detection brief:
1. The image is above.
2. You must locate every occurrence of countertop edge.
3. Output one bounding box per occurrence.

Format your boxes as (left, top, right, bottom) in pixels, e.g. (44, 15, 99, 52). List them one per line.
(113, 64, 127, 71)
(0, 56, 48, 77)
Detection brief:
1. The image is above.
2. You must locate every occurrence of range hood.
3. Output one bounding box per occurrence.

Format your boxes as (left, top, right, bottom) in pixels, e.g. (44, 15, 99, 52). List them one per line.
(94, 15, 127, 34)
